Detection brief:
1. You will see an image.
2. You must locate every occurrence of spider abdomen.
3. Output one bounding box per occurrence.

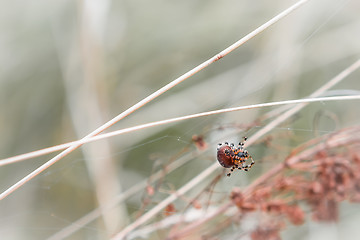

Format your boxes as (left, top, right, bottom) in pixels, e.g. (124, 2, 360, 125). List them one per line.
(217, 145, 235, 168)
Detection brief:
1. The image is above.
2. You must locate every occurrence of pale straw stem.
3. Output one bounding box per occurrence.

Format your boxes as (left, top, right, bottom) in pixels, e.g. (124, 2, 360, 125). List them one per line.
(1, 95, 359, 168)
(0, 0, 311, 202)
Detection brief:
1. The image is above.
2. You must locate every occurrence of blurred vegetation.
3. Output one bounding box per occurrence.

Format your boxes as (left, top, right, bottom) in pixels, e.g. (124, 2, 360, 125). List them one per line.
(0, 0, 359, 239)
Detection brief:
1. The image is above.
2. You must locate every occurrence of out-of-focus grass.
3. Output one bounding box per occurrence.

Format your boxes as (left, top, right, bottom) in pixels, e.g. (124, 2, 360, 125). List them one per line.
(0, 0, 360, 239)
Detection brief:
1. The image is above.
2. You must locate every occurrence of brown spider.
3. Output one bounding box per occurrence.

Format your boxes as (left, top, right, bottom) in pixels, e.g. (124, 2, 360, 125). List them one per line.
(217, 137, 255, 177)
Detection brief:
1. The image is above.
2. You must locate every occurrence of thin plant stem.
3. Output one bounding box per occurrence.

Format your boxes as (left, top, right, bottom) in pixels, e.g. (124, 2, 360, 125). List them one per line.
(0, 0, 310, 202)
(1, 95, 360, 167)
(246, 58, 360, 146)
(166, 202, 233, 240)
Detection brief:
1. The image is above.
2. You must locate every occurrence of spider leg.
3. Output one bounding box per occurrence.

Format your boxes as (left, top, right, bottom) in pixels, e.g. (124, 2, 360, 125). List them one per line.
(227, 164, 237, 177)
(242, 156, 255, 171)
(238, 137, 247, 150)
(217, 142, 229, 150)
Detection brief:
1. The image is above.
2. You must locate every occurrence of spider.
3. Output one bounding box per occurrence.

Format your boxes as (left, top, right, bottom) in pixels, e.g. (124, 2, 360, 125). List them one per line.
(217, 137, 255, 177)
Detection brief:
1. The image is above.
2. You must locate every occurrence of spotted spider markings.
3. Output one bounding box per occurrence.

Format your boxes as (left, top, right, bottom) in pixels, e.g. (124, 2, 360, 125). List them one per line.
(217, 137, 255, 177)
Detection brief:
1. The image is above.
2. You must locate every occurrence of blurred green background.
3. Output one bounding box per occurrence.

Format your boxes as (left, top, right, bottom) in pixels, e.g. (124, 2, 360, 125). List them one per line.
(0, 0, 360, 239)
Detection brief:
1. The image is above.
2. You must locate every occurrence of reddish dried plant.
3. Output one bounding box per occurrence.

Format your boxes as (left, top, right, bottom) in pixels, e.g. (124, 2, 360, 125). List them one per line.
(227, 127, 360, 239)
(164, 127, 360, 240)
(250, 222, 284, 240)
(192, 135, 208, 151)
